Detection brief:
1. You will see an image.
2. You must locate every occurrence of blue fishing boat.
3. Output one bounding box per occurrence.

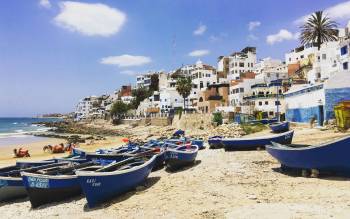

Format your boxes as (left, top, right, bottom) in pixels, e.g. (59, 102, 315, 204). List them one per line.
(250, 118, 278, 124)
(208, 136, 224, 149)
(222, 130, 294, 151)
(0, 162, 69, 202)
(76, 155, 157, 208)
(269, 121, 290, 133)
(165, 138, 205, 150)
(266, 135, 350, 175)
(165, 145, 199, 170)
(21, 160, 109, 208)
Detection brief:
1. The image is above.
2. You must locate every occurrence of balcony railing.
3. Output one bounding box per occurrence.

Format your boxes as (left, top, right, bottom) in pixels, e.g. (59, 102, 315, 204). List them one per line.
(243, 94, 284, 100)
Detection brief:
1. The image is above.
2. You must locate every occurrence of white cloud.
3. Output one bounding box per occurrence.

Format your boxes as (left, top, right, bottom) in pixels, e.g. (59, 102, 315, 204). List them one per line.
(54, 1, 126, 37)
(248, 21, 261, 31)
(209, 32, 228, 42)
(100, 55, 151, 67)
(39, 0, 51, 9)
(266, 29, 299, 45)
(188, 49, 210, 57)
(247, 34, 258, 41)
(120, 70, 137, 76)
(193, 23, 207, 35)
(294, 1, 350, 24)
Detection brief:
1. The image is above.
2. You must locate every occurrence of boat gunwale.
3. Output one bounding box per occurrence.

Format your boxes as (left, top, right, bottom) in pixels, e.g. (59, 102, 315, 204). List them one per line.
(266, 135, 350, 151)
(222, 130, 294, 141)
(166, 145, 199, 154)
(75, 155, 157, 176)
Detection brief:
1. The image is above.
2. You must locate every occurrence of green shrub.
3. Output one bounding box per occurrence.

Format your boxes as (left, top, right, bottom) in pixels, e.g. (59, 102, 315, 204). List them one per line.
(241, 123, 267, 135)
(212, 112, 223, 125)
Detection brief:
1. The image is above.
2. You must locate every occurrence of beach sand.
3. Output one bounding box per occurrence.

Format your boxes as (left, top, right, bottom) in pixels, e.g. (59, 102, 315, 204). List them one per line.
(0, 126, 349, 218)
(0, 136, 124, 167)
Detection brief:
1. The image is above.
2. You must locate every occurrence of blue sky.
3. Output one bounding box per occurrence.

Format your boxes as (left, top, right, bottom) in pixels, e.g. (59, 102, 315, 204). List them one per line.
(1, 0, 350, 117)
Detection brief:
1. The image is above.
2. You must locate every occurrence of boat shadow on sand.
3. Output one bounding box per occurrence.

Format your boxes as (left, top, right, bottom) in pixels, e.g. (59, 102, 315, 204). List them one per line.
(83, 176, 161, 211)
(0, 197, 28, 207)
(271, 167, 350, 181)
(165, 160, 202, 173)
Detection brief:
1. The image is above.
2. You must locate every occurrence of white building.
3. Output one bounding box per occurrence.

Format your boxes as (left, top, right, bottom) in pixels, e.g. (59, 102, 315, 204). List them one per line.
(254, 57, 288, 83)
(188, 60, 217, 104)
(159, 88, 184, 112)
(228, 47, 257, 80)
(243, 80, 286, 118)
(285, 43, 318, 65)
(136, 74, 151, 88)
(229, 76, 256, 114)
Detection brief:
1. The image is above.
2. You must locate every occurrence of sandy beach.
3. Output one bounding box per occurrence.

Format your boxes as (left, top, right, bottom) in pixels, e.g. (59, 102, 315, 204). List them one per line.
(0, 136, 124, 167)
(0, 124, 349, 219)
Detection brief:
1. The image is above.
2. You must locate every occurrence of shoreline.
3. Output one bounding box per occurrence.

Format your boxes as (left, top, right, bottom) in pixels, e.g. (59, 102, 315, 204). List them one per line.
(0, 123, 349, 218)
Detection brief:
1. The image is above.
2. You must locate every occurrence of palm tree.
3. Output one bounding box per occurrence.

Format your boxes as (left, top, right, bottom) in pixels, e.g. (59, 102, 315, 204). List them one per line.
(300, 11, 338, 50)
(176, 77, 192, 110)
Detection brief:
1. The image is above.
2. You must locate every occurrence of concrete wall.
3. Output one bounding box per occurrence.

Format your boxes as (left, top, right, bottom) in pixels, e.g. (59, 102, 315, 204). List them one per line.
(286, 106, 320, 123)
(119, 117, 171, 126)
(325, 88, 350, 120)
(285, 84, 325, 123)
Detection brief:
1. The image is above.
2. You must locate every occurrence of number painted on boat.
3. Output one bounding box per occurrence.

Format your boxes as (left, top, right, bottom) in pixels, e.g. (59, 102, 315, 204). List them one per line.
(86, 178, 101, 187)
(27, 176, 49, 188)
(168, 152, 178, 159)
(0, 179, 8, 188)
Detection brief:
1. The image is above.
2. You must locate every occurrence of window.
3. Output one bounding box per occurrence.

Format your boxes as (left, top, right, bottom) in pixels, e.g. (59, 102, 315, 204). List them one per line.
(289, 58, 291, 61)
(251, 63, 253, 67)
(322, 54, 326, 60)
(276, 73, 279, 78)
(240, 88, 244, 93)
(200, 81, 203, 89)
(300, 55, 304, 59)
(235, 62, 237, 67)
(164, 99, 167, 102)
(341, 46, 348, 55)
(343, 62, 348, 70)
(269, 111, 274, 116)
(247, 63, 250, 67)
(265, 101, 268, 105)
(239, 62, 244, 67)
(207, 82, 210, 87)
(267, 73, 270, 77)
(175, 99, 177, 102)
(275, 101, 281, 106)
(259, 101, 262, 106)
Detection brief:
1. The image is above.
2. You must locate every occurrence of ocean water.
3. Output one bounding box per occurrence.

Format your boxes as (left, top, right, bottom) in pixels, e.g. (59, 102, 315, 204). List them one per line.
(0, 117, 62, 146)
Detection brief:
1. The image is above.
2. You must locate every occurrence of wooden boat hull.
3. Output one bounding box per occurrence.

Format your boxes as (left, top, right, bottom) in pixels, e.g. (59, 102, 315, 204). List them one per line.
(165, 138, 205, 150)
(0, 177, 26, 201)
(165, 145, 198, 170)
(266, 136, 350, 175)
(223, 130, 294, 151)
(208, 136, 223, 149)
(269, 121, 290, 133)
(21, 173, 81, 208)
(76, 156, 156, 208)
(250, 118, 278, 124)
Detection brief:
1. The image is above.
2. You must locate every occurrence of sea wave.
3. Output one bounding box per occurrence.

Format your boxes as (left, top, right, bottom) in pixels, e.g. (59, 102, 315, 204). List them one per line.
(0, 128, 51, 138)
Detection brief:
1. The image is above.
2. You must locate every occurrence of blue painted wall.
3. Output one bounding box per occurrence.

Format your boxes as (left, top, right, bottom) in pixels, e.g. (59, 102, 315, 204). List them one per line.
(286, 106, 320, 123)
(325, 88, 350, 120)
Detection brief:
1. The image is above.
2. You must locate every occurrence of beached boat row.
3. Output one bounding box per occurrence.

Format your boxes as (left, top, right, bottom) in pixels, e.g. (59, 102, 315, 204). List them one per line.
(0, 131, 203, 208)
(208, 121, 350, 176)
